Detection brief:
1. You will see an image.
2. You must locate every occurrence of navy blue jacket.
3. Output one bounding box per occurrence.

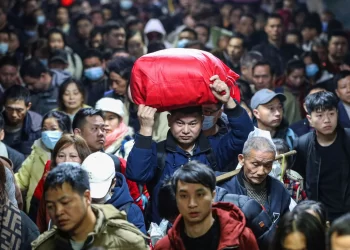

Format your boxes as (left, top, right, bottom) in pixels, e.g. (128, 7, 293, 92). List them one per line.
(106, 172, 146, 234)
(3, 111, 42, 156)
(126, 104, 254, 223)
(219, 170, 291, 223)
(338, 101, 350, 128)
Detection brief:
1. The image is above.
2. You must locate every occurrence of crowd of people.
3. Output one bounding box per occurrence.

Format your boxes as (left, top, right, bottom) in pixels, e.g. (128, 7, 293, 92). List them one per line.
(0, 0, 350, 249)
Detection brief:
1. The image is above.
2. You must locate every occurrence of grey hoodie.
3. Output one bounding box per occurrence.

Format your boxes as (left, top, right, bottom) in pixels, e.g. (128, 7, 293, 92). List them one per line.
(144, 18, 172, 48)
(30, 70, 71, 115)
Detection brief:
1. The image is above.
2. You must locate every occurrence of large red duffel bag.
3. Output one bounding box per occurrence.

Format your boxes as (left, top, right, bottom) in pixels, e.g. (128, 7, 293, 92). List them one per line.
(130, 48, 240, 112)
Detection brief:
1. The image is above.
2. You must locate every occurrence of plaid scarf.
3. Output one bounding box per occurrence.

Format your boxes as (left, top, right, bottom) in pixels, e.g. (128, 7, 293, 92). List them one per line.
(0, 197, 22, 250)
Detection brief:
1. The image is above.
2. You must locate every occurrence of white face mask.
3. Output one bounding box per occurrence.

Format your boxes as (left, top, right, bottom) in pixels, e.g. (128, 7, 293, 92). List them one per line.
(202, 115, 216, 130)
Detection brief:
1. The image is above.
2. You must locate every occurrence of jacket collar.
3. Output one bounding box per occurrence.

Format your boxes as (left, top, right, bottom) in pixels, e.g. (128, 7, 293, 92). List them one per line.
(165, 131, 212, 154)
(53, 205, 105, 249)
(167, 202, 245, 250)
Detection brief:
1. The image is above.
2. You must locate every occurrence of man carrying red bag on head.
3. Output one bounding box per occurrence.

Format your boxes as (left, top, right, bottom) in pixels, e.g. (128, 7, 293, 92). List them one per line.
(126, 48, 254, 224)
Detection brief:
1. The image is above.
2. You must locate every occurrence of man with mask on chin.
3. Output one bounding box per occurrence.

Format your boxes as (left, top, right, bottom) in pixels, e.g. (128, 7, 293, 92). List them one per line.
(82, 49, 109, 107)
(202, 101, 251, 171)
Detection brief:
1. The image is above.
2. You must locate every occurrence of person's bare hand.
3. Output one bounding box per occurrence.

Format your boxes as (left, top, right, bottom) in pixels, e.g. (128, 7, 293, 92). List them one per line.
(209, 75, 236, 108)
(138, 105, 157, 136)
(209, 75, 230, 104)
(340, 64, 350, 71)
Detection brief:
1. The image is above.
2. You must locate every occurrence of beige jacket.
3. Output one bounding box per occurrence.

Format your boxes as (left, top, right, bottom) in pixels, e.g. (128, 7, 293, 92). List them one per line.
(31, 204, 149, 250)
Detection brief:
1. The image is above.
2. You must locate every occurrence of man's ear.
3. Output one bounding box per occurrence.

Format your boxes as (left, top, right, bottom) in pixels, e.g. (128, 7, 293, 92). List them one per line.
(238, 154, 244, 166)
(84, 189, 92, 205)
(0, 129, 5, 141)
(211, 189, 216, 203)
(253, 108, 260, 119)
(167, 114, 172, 127)
(26, 102, 32, 111)
(306, 114, 313, 127)
(335, 88, 340, 98)
(74, 128, 82, 135)
(303, 103, 308, 113)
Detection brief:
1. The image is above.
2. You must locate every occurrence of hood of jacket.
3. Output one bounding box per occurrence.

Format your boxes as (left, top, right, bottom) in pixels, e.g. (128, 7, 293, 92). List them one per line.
(144, 18, 166, 36)
(106, 172, 134, 208)
(167, 202, 247, 249)
(50, 69, 71, 88)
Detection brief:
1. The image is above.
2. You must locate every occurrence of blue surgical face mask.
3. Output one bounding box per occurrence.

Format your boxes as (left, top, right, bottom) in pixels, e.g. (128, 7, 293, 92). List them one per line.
(177, 39, 189, 48)
(41, 131, 63, 150)
(120, 0, 133, 10)
(84, 67, 104, 81)
(306, 64, 319, 78)
(202, 115, 216, 130)
(0, 43, 8, 54)
(25, 30, 37, 37)
(37, 15, 46, 25)
(39, 59, 48, 67)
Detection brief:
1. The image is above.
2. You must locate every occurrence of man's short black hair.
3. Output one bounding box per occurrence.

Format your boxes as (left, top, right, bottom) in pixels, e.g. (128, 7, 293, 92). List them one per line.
(180, 27, 198, 40)
(170, 106, 203, 116)
(328, 30, 348, 44)
(3, 85, 31, 106)
(229, 33, 247, 49)
(195, 23, 210, 37)
(286, 59, 305, 75)
(266, 13, 283, 23)
(252, 60, 275, 76)
(20, 57, 48, 78)
(305, 91, 338, 114)
(103, 21, 124, 35)
(328, 213, 350, 246)
(334, 70, 350, 89)
(82, 49, 104, 62)
(172, 161, 216, 193)
(241, 13, 256, 23)
(44, 164, 89, 196)
(73, 14, 91, 27)
(107, 57, 135, 80)
(0, 56, 19, 69)
(158, 177, 179, 221)
(72, 108, 104, 130)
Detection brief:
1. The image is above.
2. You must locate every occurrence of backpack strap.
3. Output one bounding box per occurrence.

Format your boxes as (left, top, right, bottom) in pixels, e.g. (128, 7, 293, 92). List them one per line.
(146, 141, 167, 196)
(205, 148, 217, 170)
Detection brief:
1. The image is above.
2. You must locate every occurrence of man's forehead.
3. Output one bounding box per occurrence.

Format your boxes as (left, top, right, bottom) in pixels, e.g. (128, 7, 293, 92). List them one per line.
(177, 180, 209, 191)
(6, 99, 26, 108)
(246, 149, 275, 161)
(172, 113, 202, 120)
